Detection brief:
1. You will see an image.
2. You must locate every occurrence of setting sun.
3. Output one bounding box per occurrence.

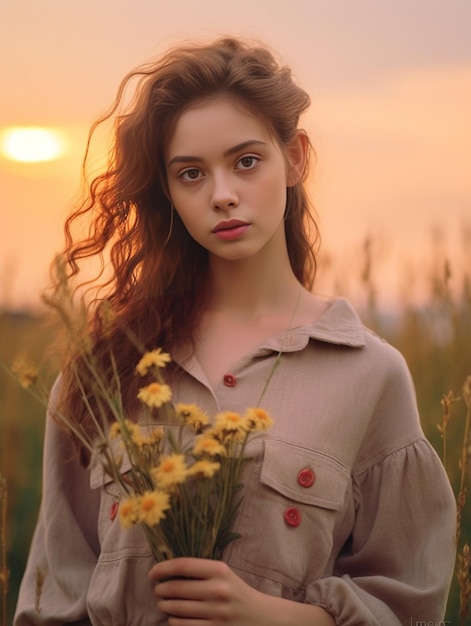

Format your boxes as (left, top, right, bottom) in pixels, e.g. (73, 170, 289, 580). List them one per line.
(0, 126, 66, 162)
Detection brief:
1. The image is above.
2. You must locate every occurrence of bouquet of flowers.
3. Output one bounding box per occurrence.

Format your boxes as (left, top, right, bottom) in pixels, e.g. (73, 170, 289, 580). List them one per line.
(7, 294, 273, 563)
(95, 347, 273, 561)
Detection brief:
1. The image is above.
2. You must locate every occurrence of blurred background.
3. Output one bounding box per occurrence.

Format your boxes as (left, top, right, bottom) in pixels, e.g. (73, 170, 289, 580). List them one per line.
(1, 1, 470, 622)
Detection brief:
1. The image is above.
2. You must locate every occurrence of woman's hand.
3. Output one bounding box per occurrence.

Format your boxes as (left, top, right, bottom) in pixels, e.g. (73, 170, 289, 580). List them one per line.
(149, 557, 335, 626)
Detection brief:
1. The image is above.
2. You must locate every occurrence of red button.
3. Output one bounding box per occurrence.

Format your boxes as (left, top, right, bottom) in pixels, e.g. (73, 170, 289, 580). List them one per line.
(284, 506, 302, 527)
(110, 501, 119, 522)
(223, 373, 237, 387)
(297, 468, 315, 488)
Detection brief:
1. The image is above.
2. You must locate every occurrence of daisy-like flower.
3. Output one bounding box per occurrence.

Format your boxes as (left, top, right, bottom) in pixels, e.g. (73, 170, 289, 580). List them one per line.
(136, 349, 172, 376)
(138, 490, 171, 527)
(213, 411, 249, 444)
(152, 454, 188, 490)
(213, 411, 248, 438)
(132, 426, 165, 447)
(187, 459, 221, 479)
(128, 431, 148, 448)
(124, 419, 143, 443)
(244, 408, 273, 432)
(119, 496, 140, 529)
(109, 422, 122, 440)
(137, 382, 172, 408)
(110, 419, 143, 446)
(176, 403, 210, 431)
(193, 435, 227, 458)
(149, 427, 165, 444)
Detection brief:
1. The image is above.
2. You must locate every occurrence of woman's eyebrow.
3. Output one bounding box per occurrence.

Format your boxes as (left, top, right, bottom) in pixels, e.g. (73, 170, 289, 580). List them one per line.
(224, 139, 266, 157)
(167, 139, 267, 167)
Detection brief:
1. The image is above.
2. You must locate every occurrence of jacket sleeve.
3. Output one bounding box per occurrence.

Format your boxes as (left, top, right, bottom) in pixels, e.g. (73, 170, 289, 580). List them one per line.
(14, 379, 100, 625)
(305, 437, 456, 625)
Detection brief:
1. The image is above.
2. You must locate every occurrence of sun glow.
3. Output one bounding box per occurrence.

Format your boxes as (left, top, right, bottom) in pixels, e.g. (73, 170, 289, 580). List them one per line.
(0, 126, 66, 162)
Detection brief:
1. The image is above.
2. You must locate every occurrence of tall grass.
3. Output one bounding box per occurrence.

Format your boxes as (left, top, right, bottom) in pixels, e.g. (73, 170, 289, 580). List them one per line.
(0, 312, 56, 625)
(0, 235, 470, 624)
(351, 234, 471, 623)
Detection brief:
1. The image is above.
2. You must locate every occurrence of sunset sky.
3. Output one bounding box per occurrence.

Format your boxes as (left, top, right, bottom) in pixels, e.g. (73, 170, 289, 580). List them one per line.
(0, 0, 470, 310)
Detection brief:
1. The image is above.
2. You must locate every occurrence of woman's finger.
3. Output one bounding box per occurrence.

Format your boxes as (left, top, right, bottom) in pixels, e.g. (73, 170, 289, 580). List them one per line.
(154, 578, 208, 601)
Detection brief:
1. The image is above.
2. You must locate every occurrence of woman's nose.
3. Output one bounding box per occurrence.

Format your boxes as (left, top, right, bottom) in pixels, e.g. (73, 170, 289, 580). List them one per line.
(210, 171, 239, 211)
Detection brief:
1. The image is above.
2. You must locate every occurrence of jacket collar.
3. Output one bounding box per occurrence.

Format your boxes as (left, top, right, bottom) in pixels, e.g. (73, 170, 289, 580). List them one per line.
(257, 297, 366, 354)
(172, 297, 367, 374)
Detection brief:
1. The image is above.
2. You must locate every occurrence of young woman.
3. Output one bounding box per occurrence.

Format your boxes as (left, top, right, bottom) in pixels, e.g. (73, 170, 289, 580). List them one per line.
(15, 37, 455, 625)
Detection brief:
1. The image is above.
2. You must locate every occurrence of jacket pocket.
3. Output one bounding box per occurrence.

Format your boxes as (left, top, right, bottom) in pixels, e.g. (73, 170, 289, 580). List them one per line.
(225, 438, 351, 589)
(88, 451, 160, 624)
(89, 447, 153, 558)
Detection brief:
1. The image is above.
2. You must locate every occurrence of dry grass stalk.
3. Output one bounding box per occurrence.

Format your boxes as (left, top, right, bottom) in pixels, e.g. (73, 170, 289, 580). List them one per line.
(438, 389, 460, 472)
(457, 376, 471, 544)
(458, 385, 471, 626)
(0, 475, 9, 626)
(457, 543, 471, 626)
(438, 377, 471, 622)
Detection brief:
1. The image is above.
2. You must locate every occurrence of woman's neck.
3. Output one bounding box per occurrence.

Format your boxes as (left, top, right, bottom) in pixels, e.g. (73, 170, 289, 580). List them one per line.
(192, 247, 326, 390)
(207, 248, 302, 322)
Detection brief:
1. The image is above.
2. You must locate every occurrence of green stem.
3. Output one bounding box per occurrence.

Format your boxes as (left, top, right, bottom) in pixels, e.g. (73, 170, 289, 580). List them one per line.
(256, 351, 282, 407)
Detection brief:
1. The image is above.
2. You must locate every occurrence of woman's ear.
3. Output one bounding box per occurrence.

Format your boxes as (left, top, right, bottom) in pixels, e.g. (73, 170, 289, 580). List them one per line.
(286, 130, 308, 187)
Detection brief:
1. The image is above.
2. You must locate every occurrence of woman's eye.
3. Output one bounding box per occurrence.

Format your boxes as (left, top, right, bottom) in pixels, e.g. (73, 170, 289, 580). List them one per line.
(237, 155, 259, 170)
(180, 168, 202, 181)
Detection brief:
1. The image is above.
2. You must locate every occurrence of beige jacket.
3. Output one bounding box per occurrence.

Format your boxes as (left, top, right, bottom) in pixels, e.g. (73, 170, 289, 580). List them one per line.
(14, 298, 456, 625)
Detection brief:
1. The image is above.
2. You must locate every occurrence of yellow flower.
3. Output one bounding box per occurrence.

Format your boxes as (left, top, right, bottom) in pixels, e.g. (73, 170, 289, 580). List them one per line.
(125, 419, 141, 437)
(244, 408, 273, 432)
(137, 382, 172, 408)
(12, 357, 38, 389)
(138, 490, 171, 527)
(176, 403, 210, 431)
(150, 427, 165, 443)
(152, 454, 188, 489)
(109, 422, 122, 440)
(132, 427, 165, 447)
(109, 420, 144, 446)
(214, 411, 247, 432)
(136, 349, 172, 376)
(129, 431, 148, 447)
(193, 435, 227, 457)
(187, 459, 221, 479)
(119, 497, 140, 529)
(211, 411, 251, 444)
(121, 420, 141, 444)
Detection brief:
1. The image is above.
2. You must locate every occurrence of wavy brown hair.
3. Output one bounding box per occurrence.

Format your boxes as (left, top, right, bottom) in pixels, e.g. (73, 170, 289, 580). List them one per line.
(50, 37, 320, 455)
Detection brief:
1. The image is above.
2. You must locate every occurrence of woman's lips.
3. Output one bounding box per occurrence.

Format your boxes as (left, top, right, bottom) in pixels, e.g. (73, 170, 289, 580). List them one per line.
(212, 220, 251, 240)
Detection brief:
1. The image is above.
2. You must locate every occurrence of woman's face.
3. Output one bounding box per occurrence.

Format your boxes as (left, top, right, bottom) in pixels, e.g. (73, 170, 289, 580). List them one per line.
(165, 96, 303, 264)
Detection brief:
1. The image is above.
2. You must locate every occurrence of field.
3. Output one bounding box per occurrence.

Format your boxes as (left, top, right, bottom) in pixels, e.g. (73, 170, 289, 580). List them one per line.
(1, 245, 470, 624)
